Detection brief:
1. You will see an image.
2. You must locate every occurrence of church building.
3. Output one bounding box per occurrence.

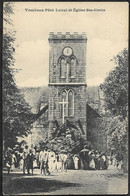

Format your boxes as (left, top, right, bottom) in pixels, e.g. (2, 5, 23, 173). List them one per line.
(48, 32, 87, 137)
(23, 32, 107, 152)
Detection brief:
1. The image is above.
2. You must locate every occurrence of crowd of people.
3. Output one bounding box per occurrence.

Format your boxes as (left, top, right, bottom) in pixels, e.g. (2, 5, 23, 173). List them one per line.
(4, 145, 121, 175)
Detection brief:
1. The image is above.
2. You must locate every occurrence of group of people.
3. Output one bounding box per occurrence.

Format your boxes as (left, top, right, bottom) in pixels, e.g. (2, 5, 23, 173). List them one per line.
(38, 147, 68, 175)
(79, 150, 109, 170)
(4, 145, 119, 174)
(4, 146, 69, 175)
(4, 146, 35, 174)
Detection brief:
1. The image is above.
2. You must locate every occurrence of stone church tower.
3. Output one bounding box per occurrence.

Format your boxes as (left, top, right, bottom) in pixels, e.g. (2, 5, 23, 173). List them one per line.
(48, 32, 87, 137)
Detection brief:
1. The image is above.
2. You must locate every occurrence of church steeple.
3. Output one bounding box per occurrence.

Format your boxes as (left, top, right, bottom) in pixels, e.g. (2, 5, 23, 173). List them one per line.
(48, 32, 87, 138)
(48, 32, 87, 86)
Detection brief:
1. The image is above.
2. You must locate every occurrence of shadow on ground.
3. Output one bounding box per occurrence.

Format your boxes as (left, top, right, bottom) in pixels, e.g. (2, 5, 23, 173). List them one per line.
(3, 173, 80, 195)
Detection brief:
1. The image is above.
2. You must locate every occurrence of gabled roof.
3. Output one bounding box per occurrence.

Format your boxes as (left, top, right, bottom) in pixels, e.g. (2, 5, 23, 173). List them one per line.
(86, 103, 102, 118)
(33, 104, 48, 121)
(32, 102, 101, 124)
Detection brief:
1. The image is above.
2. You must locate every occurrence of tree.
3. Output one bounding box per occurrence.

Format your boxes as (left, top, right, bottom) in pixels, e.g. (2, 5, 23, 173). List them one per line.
(100, 48, 128, 119)
(38, 121, 87, 154)
(106, 116, 128, 171)
(100, 49, 128, 171)
(3, 3, 33, 150)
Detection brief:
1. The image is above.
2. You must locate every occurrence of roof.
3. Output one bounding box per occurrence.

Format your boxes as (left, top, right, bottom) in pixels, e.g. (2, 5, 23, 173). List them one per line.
(32, 103, 101, 123)
(86, 103, 102, 118)
(20, 86, 103, 121)
(34, 104, 48, 120)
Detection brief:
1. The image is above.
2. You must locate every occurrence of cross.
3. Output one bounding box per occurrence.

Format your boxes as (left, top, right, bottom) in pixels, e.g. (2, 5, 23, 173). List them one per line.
(59, 99, 68, 124)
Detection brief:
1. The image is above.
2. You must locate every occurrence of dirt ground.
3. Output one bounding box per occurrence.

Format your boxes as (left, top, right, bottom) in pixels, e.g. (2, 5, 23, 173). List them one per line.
(3, 166, 128, 195)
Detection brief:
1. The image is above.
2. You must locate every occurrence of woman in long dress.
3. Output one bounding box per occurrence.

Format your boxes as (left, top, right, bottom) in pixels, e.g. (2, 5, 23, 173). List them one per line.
(89, 153, 96, 170)
(67, 153, 74, 169)
(56, 153, 62, 171)
(11, 153, 16, 171)
(73, 155, 79, 170)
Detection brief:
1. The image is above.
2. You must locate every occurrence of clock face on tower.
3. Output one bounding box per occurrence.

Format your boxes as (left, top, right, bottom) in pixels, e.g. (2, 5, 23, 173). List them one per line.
(63, 47, 73, 56)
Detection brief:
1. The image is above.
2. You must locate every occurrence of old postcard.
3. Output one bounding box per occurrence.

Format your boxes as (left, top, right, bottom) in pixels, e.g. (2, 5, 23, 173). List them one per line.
(2, 2, 128, 195)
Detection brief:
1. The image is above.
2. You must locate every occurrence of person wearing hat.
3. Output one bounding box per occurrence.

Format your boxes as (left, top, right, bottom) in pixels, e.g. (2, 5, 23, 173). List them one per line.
(11, 150, 17, 171)
(48, 148, 56, 173)
(22, 145, 29, 174)
(26, 149, 35, 175)
(5, 148, 12, 174)
(35, 149, 40, 168)
(101, 153, 108, 170)
(89, 152, 96, 170)
(56, 152, 62, 171)
(95, 151, 100, 170)
(39, 148, 45, 174)
(60, 150, 68, 172)
(44, 147, 50, 175)
(39, 147, 50, 175)
(67, 153, 74, 170)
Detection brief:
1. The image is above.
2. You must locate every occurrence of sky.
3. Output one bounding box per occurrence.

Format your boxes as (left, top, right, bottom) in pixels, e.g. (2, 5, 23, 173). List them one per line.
(5, 2, 128, 87)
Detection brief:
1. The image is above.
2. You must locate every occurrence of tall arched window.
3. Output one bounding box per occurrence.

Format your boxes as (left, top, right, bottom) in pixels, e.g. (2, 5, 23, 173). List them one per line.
(69, 57, 76, 77)
(60, 89, 74, 117)
(58, 53, 77, 79)
(60, 90, 67, 116)
(60, 57, 66, 77)
(68, 90, 74, 116)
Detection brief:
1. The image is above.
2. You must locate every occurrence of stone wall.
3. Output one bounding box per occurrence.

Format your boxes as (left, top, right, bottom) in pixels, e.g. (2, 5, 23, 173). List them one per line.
(48, 32, 87, 137)
(48, 85, 87, 136)
(87, 104, 107, 151)
(48, 32, 87, 84)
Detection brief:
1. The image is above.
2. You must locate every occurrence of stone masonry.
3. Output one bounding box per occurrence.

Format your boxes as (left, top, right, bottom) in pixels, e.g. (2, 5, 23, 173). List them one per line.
(48, 32, 87, 137)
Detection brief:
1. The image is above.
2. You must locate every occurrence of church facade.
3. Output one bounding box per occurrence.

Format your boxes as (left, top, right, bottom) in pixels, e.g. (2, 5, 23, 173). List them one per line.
(23, 32, 107, 152)
(48, 32, 87, 137)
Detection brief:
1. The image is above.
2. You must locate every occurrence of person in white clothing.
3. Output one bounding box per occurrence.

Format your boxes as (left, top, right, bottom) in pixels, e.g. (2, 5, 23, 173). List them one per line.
(60, 152, 68, 171)
(22, 145, 29, 174)
(89, 153, 95, 170)
(11, 153, 16, 171)
(73, 155, 79, 170)
(56, 153, 62, 171)
(118, 160, 123, 170)
(39, 149, 47, 175)
(48, 149, 56, 173)
(102, 155, 106, 162)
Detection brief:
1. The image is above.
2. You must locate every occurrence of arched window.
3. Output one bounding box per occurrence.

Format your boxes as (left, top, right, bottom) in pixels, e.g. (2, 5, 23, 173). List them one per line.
(58, 53, 77, 79)
(69, 57, 76, 77)
(68, 90, 74, 116)
(60, 57, 66, 77)
(60, 89, 74, 117)
(60, 90, 67, 116)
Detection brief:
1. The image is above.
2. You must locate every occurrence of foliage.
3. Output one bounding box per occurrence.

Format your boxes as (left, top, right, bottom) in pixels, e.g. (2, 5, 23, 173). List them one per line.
(100, 49, 128, 171)
(3, 3, 33, 150)
(100, 48, 128, 119)
(107, 116, 128, 171)
(36, 87, 50, 112)
(3, 2, 14, 25)
(39, 121, 87, 154)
